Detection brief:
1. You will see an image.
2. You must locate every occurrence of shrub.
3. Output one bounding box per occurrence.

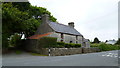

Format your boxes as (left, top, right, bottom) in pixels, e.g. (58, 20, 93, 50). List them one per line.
(64, 43, 81, 48)
(90, 43, 119, 51)
(9, 33, 21, 48)
(38, 37, 57, 48)
(55, 45, 64, 48)
(115, 38, 120, 45)
(57, 42, 65, 46)
(118, 45, 120, 49)
(98, 43, 119, 51)
(74, 44, 81, 48)
(64, 43, 72, 48)
(90, 43, 99, 47)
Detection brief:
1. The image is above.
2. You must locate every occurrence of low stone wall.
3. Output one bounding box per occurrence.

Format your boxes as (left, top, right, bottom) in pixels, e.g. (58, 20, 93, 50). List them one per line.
(28, 47, 101, 56)
(82, 47, 101, 53)
(50, 48, 82, 56)
(24, 40, 101, 56)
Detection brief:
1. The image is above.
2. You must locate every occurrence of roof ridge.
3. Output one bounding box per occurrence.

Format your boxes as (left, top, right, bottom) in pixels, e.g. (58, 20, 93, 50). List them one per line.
(50, 22, 75, 28)
(48, 21, 83, 36)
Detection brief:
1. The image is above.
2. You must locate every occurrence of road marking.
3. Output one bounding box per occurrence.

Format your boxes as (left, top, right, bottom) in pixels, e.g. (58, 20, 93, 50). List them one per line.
(101, 52, 119, 58)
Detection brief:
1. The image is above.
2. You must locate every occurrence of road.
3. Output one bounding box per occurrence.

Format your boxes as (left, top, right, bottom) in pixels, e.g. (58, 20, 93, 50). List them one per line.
(2, 50, 119, 66)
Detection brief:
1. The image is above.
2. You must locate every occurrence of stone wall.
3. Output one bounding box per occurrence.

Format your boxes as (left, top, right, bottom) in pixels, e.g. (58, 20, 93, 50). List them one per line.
(82, 47, 101, 53)
(25, 39, 100, 56)
(50, 48, 82, 56)
(28, 47, 101, 56)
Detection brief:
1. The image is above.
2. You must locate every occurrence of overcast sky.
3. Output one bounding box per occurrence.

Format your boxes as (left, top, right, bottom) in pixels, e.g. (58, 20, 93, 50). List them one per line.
(29, 0, 119, 42)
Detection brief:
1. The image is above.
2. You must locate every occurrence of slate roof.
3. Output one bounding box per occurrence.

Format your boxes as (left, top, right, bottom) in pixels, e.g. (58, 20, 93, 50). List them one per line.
(48, 22, 83, 36)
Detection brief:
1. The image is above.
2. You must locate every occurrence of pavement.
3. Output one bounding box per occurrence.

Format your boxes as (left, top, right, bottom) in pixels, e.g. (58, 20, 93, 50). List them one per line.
(2, 50, 119, 66)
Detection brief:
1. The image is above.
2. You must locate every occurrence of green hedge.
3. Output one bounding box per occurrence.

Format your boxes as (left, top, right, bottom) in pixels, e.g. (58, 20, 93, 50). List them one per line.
(99, 43, 119, 51)
(38, 39, 81, 48)
(56, 42, 81, 48)
(57, 42, 65, 46)
(38, 37, 57, 48)
(90, 43, 100, 47)
(90, 43, 120, 51)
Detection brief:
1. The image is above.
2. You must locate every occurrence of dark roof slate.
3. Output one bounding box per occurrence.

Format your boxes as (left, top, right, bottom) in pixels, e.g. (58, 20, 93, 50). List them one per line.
(48, 22, 82, 36)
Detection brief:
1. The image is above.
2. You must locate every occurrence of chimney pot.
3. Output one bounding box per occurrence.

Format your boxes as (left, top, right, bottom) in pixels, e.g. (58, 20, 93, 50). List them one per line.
(68, 22, 74, 28)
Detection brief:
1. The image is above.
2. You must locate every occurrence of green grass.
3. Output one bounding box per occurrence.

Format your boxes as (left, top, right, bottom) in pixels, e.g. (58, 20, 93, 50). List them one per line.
(30, 53, 48, 56)
(15, 50, 22, 54)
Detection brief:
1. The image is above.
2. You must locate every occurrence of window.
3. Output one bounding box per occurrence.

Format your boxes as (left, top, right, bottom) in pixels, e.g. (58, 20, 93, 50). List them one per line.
(61, 40, 63, 42)
(76, 41, 78, 43)
(70, 41, 72, 43)
(76, 36, 78, 40)
(61, 33, 64, 39)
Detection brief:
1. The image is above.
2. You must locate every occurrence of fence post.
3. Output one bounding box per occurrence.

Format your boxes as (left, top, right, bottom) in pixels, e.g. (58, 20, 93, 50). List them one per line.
(48, 48, 51, 56)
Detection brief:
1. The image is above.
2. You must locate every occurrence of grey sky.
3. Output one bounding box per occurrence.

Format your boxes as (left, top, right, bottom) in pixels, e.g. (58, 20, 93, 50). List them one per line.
(29, 0, 119, 42)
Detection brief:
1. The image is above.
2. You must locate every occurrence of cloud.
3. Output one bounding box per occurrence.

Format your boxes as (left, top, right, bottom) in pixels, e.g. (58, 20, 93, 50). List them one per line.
(29, 0, 119, 41)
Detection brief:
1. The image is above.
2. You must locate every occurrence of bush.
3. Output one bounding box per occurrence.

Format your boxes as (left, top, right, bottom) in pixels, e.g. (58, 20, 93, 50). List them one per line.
(74, 44, 81, 48)
(118, 45, 120, 50)
(38, 37, 57, 48)
(57, 42, 81, 48)
(90, 43, 100, 47)
(64, 43, 72, 48)
(115, 38, 120, 45)
(90, 43, 119, 51)
(9, 33, 21, 48)
(57, 42, 65, 46)
(98, 43, 119, 51)
(55, 45, 65, 48)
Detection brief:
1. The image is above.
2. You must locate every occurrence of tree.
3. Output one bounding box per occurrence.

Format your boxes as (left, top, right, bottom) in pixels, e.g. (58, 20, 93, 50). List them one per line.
(2, 2, 57, 49)
(12, 2, 31, 12)
(2, 3, 30, 49)
(115, 38, 120, 45)
(93, 37, 100, 43)
(105, 40, 108, 43)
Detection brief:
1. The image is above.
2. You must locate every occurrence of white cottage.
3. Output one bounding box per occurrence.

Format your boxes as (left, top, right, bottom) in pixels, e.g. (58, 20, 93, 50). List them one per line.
(29, 14, 90, 48)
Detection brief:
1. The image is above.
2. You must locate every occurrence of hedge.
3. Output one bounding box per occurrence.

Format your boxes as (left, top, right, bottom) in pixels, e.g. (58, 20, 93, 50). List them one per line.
(57, 42, 81, 48)
(90, 43, 120, 51)
(38, 39, 81, 48)
(99, 43, 119, 51)
(38, 37, 57, 48)
(90, 43, 100, 47)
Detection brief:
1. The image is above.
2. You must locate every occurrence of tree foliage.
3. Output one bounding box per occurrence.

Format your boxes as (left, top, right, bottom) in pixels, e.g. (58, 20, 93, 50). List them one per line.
(9, 33, 21, 48)
(2, 2, 57, 49)
(116, 38, 120, 45)
(93, 37, 100, 43)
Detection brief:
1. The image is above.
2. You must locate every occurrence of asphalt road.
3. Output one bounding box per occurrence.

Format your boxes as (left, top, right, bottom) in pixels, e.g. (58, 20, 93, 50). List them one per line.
(2, 50, 119, 66)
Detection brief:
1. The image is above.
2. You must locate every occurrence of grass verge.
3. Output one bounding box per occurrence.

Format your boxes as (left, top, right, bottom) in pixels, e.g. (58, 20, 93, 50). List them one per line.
(30, 53, 48, 56)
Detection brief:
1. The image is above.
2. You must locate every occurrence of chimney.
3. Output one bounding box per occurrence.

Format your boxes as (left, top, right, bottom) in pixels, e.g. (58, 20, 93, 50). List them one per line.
(68, 22, 74, 28)
(41, 14, 49, 23)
